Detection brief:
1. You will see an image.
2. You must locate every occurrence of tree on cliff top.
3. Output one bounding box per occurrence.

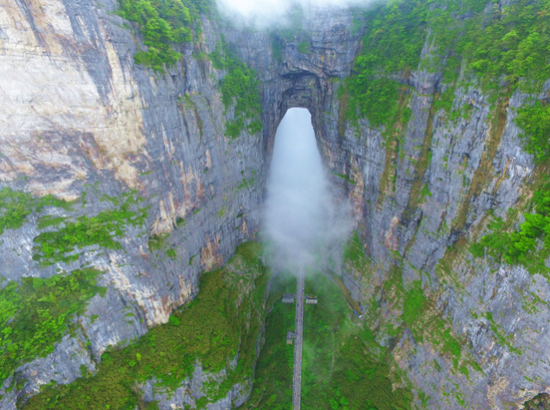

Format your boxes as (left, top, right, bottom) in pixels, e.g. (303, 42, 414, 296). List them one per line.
(118, 0, 212, 72)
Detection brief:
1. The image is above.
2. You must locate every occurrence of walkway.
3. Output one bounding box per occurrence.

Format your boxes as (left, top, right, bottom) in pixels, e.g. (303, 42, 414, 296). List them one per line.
(292, 268, 305, 410)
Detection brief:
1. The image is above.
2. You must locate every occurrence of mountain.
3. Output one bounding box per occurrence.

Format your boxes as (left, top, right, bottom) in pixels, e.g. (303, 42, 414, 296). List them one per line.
(1, 0, 550, 408)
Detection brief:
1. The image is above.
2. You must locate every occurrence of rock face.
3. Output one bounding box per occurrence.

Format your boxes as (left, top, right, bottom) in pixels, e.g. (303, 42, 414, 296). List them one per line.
(0, 0, 265, 407)
(1, 0, 549, 409)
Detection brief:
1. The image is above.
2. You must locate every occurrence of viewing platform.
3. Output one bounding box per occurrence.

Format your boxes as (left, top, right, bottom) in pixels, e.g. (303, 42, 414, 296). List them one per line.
(305, 295, 317, 304)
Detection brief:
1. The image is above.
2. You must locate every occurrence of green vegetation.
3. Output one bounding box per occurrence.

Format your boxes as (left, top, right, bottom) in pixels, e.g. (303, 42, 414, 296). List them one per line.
(244, 272, 296, 410)
(375, 93, 412, 201)
(450, 0, 550, 92)
(217, 206, 226, 218)
(24, 242, 269, 410)
(485, 312, 521, 355)
(344, 232, 471, 381)
(37, 215, 66, 230)
(325, 335, 411, 410)
(211, 39, 263, 138)
(298, 42, 309, 53)
(247, 268, 411, 410)
(270, 33, 284, 63)
(0, 269, 106, 386)
(0, 188, 148, 266)
(332, 172, 356, 185)
(368, 264, 464, 369)
(516, 102, 550, 163)
(343, 231, 370, 270)
(343, 0, 427, 127)
(343, 0, 550, 128)
(401, 280, 462, 362)
(33, 194, 148, 266)
(524, 393, 550, 409)
(148, 233, 169, 252)
(472, 180, 550, 275)
(166, 248, 177, 260)
(0, 187, 72, 236)
(237, 177, 256, 190)
(117, 0, 212, 72)
(302, 270, 413, 410)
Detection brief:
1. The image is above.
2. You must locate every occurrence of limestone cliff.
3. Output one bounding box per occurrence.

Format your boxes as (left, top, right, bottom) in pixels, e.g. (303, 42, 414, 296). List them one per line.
(1, 0, 550, 409)
(0, 0, 266, 407)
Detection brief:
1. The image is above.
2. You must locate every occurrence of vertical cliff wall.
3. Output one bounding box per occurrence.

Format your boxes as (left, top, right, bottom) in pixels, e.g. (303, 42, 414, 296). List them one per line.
(2, 0, 550, 409)
(0, 0, 268, 407)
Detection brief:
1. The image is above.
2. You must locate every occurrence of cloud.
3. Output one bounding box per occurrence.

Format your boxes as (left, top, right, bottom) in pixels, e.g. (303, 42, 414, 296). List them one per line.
(215, 0, 374, 28)
(262, 108, 351, 271)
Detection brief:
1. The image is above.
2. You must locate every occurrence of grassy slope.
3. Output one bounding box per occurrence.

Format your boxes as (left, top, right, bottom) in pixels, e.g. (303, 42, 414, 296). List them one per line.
(243, 272, 295, 410)
(245, 266, 412, 410)
(0, 269, 106, 388)
(302, 271, 412, 410)
(21, 242, 269, 410)
(117, 0, 212, 72)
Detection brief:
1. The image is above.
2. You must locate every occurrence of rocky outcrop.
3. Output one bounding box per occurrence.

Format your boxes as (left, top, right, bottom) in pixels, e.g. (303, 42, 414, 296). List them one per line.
(525, 394, 550, 410)
(1, 0, 550, 409)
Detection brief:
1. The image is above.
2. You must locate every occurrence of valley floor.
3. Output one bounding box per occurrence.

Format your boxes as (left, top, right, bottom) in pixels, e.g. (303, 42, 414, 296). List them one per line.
(246, 268, 413, 410)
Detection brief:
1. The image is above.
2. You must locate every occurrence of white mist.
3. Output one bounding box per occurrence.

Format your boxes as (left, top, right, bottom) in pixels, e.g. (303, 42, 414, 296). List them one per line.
(215, 0, 375, 28)
(263, 108, 349, 271)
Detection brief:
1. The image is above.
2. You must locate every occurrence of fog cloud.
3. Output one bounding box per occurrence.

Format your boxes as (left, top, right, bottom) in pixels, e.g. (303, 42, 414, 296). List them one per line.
(262, 108, 351, 272)
(215, 0, 374, 28)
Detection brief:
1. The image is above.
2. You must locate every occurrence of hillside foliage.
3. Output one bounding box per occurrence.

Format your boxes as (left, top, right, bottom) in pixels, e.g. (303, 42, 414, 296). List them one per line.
(0, 187, 72, 236)
(472, 180, 550, 274)
(515, 102, 550, 164)
(344, 0, 550, 134)
(244, 272, 296, 410)
(211, 39, 263, 138)
(23, 243, 269, 410)
(32, 193, 148, 266)
(118, 0, 212, 71)
(302, 270, 413, 410)
(0, 269, 106, 387)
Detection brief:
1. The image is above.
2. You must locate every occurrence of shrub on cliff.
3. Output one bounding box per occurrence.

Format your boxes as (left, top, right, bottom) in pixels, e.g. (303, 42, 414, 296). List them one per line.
(516, 102, 550, 163)
(118, 0, 212, 72)
(472, 181, 550, 273)
(0, 269, 106, 387)
(211, 39, 263, 138)
(343, 0, 550, 127)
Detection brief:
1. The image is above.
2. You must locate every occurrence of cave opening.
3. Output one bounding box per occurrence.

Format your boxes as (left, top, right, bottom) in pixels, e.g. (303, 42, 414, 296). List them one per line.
(262, 106, 326, 409)
(261, 107, 354, 409)
(262, 107, 334, 270)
